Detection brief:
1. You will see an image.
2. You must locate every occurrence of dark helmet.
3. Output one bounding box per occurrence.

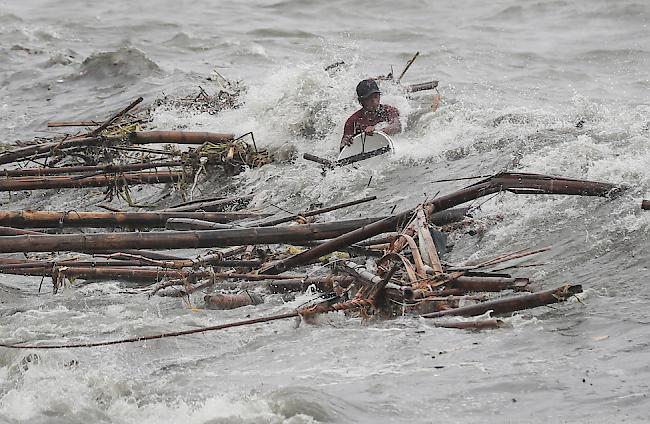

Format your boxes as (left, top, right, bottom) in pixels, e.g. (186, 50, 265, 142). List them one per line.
(356, 79, 381, 101)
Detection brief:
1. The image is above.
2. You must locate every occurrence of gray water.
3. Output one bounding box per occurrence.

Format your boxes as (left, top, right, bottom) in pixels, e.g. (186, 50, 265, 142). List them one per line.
(1, 0, 649, 422)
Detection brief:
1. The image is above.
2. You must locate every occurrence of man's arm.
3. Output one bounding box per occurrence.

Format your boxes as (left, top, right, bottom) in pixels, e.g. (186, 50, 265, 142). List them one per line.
(381, 106, 401, 135)
(340, 114, 356, 150)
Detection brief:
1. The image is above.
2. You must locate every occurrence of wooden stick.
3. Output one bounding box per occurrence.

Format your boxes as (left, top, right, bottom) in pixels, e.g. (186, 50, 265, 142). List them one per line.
(47, 121, 100, 127)
(255, 196, 377, 227)
(0, 136, 122, 166)
(165, 218, 236, 231)
(90, 97, 143, 137)
(162, 195, 253, 212)
(430, 319, 504, 330)
(396, 51, 419, 83)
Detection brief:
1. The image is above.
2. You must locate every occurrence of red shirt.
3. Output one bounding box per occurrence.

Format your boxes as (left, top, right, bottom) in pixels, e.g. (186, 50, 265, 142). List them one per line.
(342, 104, 400, 140)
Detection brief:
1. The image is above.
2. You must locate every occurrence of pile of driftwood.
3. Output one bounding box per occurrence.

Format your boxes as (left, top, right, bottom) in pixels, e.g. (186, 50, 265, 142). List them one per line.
(0, 115, 627, 328)
(0, 71, 639, 349)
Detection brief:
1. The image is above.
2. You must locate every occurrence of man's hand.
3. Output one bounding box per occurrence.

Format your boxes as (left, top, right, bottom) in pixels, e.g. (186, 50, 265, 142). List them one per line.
(340, 135, 353, 150)
(364, 125, 375, 135)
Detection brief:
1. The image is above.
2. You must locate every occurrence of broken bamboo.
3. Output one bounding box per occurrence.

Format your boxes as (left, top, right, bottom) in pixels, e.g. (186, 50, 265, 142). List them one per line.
(259, 173, 623, 275)
(255, 196, 377, 227)
(0, 136, 122, 166)
(162, 195, 253, 212)
(406, 81, 439, 93)
(421, 284, 582, 318)
(129, 131, 234, 145)
(430, 319, 504, 330)
(90, 97, 143, 137)
(204, 291, 264, 309)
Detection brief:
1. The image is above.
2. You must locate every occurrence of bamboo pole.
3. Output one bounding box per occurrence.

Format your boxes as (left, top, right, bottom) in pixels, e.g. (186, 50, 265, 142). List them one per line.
(430, 319, 504, 330)
(0, 161, 183, 178)
(165, 218, 236, 231)
(0, 226, 43, 236)
(396, 51, 419, 83)
(0, 210, 269, 228)
(449, 276, 530, 292)
(303, 153, 334, 168)
(204, 292, 264, 309)
(47, 121, 100, 127)
(162, 195, 253, 212)
(0, 217, 392, 253)
(0, 171, 182, 191)
(267, 276, 356, 293)
(255, 196, 377, 227)
(90, 97, 143, 137)
(406, 81, 439, 93)
(421, 284, 582, 318)
(129, 131, 234, 145)
(53, 267, 187, 282)
(0, 136, 122, 166)
(259, 173, 622, 275)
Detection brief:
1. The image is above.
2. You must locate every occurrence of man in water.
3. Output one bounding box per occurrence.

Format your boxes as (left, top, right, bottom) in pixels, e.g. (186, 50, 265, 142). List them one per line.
(340, 79, 401, 151)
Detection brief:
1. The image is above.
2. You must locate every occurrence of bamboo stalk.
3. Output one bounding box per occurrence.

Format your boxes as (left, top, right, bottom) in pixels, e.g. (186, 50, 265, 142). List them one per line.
(449, 276, 530, 292)
(0, 210, 269, 228)
(0, 161, 182, 178)
(90, 97, 143, 137)
(204, 292, 264, 309)
(47, 121, 101, 127)
(303, 153, 334, 168)
(162, 195, 253, 212)
(0, 217, 393, 253)
(267, 276, 356, 293)
(430, 319, 504, 330)
(421, 284, 582, 318)
(0, 171, 182, 191)
(0, 226, 43, 236)
(255, 196, 377, 227)
(260, 173, 622, 275)
(129, 131, 234, 145)
(0, 136, 122, 166)
(396, 51, 419, 83)
(165, 218, 236, 231)
(406, 81, 439, 93)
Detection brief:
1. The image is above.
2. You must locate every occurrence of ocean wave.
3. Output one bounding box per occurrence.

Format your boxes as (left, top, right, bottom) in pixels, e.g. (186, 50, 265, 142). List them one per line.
(162, 32, 216, 52)
(246, 28, 318, 39)
(0, 12, 23, 25)
(74, 47, 162, 82)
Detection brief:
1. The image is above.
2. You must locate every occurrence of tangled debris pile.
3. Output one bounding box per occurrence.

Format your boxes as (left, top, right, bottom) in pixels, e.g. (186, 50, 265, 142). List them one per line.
(0, 70, 636, 350)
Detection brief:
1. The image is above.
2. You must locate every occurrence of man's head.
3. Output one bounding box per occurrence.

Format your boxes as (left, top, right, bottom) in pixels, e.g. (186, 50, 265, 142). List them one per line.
(356, 79, 381, 110)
